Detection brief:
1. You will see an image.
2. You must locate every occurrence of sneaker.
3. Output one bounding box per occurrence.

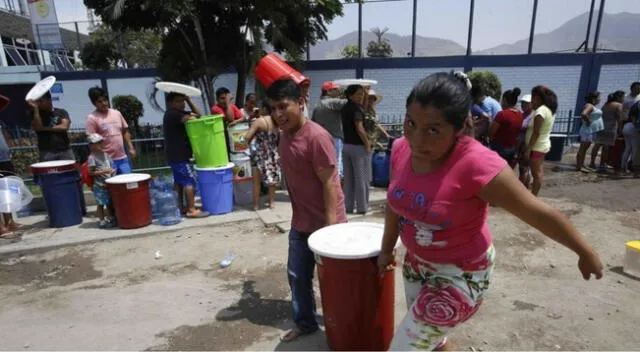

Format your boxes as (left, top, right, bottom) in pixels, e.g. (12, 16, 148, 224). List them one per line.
(107, 217, 117, 228)
(98, 220, 109, 229)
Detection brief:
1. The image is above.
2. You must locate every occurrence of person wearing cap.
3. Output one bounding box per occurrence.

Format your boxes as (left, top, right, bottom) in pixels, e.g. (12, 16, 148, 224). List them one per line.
(87, 133, 116, 229)
(0, 94, 24, 239)
(27, 92, 75, 162)
(311, 82, 347, 179)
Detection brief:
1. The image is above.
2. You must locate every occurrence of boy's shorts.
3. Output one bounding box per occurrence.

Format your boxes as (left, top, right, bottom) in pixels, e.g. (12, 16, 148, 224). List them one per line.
(169, 162, 197, 187)
(93, 184, 111, 206)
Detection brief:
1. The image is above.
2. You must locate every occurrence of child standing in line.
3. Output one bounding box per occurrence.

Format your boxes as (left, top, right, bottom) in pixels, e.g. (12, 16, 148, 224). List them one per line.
(87, 133, 116, 228)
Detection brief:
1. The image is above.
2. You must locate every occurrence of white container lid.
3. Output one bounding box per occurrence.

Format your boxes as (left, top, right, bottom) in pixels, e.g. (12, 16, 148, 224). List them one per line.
(105, 173, 151, 184)
(309, 222, 398, 259)
(194, 162, 235, 171)
(229, 153, 249, 161)
(30, 160, 75, 169)
(25, 75, 56, 101)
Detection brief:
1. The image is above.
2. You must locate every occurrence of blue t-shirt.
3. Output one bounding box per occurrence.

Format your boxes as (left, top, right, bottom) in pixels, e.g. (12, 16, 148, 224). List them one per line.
(0, 123, 11, 162)
(479, 96, 502, 120)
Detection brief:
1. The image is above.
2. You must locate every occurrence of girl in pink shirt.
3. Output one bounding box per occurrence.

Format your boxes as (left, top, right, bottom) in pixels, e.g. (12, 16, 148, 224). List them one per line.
(377, 72, 603, 351)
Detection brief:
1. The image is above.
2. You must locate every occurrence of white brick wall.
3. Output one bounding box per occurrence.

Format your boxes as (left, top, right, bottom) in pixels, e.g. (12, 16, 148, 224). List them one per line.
(54, 79, 102, 129)
(474, 66, 582, 114)
(364, 67, 461, 123)
(303, 69, 355, 108)
(212, 73, 256, 104)
(597, 64, 640, 98)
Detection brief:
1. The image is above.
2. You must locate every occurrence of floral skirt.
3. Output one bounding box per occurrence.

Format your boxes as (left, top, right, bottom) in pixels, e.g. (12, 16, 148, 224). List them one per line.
(389, 246, 495, 351)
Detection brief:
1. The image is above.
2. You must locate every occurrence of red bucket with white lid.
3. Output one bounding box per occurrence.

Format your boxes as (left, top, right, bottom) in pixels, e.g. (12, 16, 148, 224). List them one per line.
(308, 222, 399, 351)
(106, 173, 152, 229)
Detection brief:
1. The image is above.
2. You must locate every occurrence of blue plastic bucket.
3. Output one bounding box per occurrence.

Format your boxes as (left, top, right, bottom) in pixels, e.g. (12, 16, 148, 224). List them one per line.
(372, 151, 390, 188)
(195, 163, 234, 215)
(31, 161, 83, 228)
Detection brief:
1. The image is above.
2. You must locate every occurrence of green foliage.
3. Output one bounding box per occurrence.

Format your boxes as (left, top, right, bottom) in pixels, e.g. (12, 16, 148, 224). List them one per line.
(80, 39, 119, 70)
(112, 95, 144, 136)
(84, 0, 357, 104)
(367, 27, 393, 58)
(468, 71, 502, 101)
(341, 44, 359, 59)
(80, 23, 161, 70)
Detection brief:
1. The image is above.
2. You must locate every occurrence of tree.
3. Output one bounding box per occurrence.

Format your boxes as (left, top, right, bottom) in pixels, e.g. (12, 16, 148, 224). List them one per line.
(468, 71, 502, 101)
(84, 0, 357, 107)
(80, 24, 161, 70)
(341, 45, 359, 59)
(366, 27, 393, 58)
(80, 39, 119, 70)
(112, 95, 144, 137)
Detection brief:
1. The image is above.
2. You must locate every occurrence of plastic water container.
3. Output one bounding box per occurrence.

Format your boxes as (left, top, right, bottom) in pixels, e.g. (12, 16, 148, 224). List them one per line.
(185, 115, 229, 168)
(372, 151, 390, 188)
(308, 223, 400, 351)
(233, 178, 253, 207)
(230, 152, 252, 180)
(255, 53, 310, 88)
(31, 160, 83, 228)
(228, 123, 250, 153)
(156, 183, 182, 226)
(195, 163, 234, 215)
(623, 241, 640, 278)
(0, 176, 34, 213)
(105, 173, 152, 229)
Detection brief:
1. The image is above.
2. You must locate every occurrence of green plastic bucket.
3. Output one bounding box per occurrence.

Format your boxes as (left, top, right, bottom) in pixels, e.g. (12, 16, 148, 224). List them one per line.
(185, 114, 229, 168)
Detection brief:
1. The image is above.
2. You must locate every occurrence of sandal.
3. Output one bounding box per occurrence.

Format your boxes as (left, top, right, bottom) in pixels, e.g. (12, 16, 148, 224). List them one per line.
(0, 231, 22, 240)
(280, 327, 318, 343)
(186, 209, 210, 219)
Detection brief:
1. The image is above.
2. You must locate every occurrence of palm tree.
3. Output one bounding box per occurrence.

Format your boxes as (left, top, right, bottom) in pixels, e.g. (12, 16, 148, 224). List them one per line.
(367, 27, 393, 58)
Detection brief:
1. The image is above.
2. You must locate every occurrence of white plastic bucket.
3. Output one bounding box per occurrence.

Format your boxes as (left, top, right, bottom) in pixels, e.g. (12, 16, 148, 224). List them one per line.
(230, 152, 252, 180)
(228, 123, 250, 153)
(0, 176, 34, 213)
(233, 178, 253, 207)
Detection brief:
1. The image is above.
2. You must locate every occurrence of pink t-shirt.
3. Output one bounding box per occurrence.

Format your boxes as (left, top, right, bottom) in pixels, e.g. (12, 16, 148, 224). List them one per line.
(86, 109, 129, 160)
(279, 120, 347, 234)
(387, 136, 506, 264)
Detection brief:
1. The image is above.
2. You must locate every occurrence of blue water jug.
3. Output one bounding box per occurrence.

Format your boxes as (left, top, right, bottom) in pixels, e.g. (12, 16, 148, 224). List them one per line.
(157, 184, 182, 226)
(372, 151, 390, 188)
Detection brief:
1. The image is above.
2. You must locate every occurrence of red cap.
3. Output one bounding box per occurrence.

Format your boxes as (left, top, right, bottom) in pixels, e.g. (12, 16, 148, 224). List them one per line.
(322, 82, 339, 92)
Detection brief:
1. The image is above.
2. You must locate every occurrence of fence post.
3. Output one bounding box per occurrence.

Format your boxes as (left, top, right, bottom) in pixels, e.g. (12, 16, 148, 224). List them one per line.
(565, 109, 573, 146)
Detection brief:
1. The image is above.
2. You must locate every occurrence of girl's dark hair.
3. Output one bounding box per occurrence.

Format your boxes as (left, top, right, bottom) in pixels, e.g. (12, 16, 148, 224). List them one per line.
(584, 91, 600, 104)
(502, 87, 521, 107)
(531, 85, 558, 114)
(606, 90, 625, 105)
(405, 72, 472, 130)
(88, 86, 108, 104)
(345, 85, 362, 100)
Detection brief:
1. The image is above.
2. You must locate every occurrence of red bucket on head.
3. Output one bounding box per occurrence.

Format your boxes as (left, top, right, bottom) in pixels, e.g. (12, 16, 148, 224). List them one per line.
(255, 53, 309, 88)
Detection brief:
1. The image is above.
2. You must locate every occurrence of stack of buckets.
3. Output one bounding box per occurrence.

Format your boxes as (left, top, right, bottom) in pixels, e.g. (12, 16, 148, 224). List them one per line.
(228, 123, 253, 207)
(185, 114, 234, 215)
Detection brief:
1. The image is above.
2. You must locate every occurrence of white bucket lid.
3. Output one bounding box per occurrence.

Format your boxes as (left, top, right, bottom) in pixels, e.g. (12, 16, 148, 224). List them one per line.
(105, 173, 151, 184)
(30, 160, 75, 169)
(194, 162, 235, 171)
(229, 153, 249, 161)
(308, 222, 397, 259)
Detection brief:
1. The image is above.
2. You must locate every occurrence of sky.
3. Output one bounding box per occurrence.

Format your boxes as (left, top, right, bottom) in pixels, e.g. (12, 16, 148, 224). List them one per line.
(4, 0, 640, 50)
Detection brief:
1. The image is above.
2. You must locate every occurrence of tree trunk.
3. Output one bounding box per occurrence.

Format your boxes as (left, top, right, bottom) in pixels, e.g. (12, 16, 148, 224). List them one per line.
(236, 68, 247, 108)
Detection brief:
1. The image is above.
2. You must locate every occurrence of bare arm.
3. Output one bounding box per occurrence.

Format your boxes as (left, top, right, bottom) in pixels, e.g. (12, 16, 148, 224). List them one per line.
(488, 120, 501, 140)
(525, 115, 544, 153)
(244, 117, 265, 145)
(187, 98, 203, 117)
(581, 104, 594, 125)
(316, 167, 338, 226)
(479, 167, 603, 280)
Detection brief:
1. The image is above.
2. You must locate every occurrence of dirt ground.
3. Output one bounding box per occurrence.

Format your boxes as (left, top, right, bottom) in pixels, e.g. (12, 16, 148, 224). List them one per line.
(1, 163, 640, 351)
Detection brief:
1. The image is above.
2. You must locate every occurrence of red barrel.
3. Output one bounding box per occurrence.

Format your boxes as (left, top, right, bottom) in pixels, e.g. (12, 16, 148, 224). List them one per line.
(309, 223, 397, 351)
(255, 53, 310, 88)
(105, 173, 152, 229)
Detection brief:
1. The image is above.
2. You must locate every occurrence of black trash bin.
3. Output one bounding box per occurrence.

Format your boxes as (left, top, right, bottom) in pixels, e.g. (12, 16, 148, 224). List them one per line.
(545, 134, 566, 162)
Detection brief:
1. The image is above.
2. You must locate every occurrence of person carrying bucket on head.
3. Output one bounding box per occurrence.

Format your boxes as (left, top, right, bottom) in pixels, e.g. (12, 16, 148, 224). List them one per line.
(87, 133, 116, 229)
(27, 92, 75, 162)
(86, 87, 136, 175)
(266, 78, 347, 342)
(0, 94, 24, 240)
(163, 92, 209, 219)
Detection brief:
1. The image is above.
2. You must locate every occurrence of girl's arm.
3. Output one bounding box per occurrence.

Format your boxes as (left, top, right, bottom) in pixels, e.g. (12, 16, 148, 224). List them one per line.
(581, 104, 594, 125)
(479, 167, 603, 280)
(244, 117, 264, 145)
(525, 115, 544, 156)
